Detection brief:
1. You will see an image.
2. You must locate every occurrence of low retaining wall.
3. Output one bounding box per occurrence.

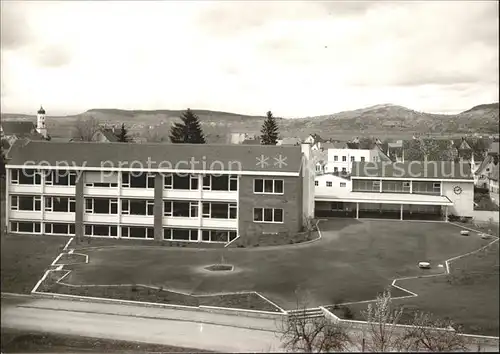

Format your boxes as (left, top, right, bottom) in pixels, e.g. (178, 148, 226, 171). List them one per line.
(472, 210, 499, 223)
(30, 291, 286, 320)
(319, 307, 499, 348)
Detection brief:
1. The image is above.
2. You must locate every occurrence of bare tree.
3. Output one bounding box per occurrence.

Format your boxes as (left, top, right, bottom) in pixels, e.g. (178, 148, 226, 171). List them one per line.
(142, 126, 167, 142)
(360, 289, 404, 352)
(278, 293, 352, 352)
(303, 214, 317, 240)
(73, 116, 100, 141)
(399, 311, 468, 352)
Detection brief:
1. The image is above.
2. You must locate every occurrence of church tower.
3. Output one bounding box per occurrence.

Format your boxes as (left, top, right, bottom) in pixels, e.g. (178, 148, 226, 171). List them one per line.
(36, 105, 47, 138)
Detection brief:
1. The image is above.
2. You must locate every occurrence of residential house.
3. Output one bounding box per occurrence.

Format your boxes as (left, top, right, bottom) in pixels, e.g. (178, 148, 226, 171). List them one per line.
(315, 161, 474, 220)
(324, 143, 391, 175)
(474, 155, 495, 188)
(1, 121, 45, 146)
(5, 141, 314, 243)
(489, 164, 499, 206)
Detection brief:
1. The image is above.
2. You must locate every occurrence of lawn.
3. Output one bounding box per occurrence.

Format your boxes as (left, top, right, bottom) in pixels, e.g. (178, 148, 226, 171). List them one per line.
(1, 233, 70, 294)
(51, 220, 490, 313)
(394, 240, 499, 336)
(0, 328, 210, 353)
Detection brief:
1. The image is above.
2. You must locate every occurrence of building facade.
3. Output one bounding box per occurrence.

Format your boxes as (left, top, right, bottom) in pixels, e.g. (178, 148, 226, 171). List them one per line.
(324, 147, 390, 174)
(315, 161, 474, 220)
(5, 141, 314, 244)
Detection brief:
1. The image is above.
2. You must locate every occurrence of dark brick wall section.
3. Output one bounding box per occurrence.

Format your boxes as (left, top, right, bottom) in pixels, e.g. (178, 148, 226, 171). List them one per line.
(154, 173, 163, 241)
(238, 175, 302, 238)
(75, 171, 84, 240)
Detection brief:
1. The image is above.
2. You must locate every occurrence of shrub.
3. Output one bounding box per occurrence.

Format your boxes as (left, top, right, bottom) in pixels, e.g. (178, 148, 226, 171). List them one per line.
(343, 306, 354, 319)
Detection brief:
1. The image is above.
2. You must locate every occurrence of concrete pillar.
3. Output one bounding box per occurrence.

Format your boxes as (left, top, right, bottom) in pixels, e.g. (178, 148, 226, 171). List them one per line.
(75, 171, 84, 242)
(379, 179, 383, 193)
(400, 204, 404, 220)
(444, 206, 448, 222)
(409, 180, 413, 194)
(153, 173, 163, 242)
(356, 202, 359, 219)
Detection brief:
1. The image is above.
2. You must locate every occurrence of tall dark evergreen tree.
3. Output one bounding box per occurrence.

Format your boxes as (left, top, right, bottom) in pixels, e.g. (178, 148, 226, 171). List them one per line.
(169, 109, 206, 144)
(116, 123, 130, 142)
(260, 111, 279, 145)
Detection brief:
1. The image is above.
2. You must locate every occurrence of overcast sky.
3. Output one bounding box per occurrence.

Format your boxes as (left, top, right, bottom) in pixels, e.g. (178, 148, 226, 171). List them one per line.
(1, 1, 498, 117)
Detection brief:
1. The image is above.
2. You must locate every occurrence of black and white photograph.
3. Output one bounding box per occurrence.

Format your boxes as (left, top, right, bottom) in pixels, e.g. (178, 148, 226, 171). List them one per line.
(0, 0, 498, 352)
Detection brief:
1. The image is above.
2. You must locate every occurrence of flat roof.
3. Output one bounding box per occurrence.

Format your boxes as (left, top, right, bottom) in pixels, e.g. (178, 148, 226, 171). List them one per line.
(6, 140, 303, 174)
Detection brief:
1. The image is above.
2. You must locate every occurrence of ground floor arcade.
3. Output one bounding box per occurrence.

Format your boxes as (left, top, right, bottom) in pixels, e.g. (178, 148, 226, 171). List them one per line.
(315, 194, 454, 221)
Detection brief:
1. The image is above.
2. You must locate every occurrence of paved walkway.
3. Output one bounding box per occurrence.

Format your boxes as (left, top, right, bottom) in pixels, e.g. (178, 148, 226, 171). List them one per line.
(1, 295, 284, 352)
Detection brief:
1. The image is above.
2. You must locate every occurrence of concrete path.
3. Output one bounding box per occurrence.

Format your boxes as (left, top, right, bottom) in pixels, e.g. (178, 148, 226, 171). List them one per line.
(1, 295, 284, 352)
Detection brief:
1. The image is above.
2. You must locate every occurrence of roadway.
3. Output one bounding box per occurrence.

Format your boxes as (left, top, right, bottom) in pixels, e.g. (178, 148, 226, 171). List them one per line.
(1, 295, 284, 352)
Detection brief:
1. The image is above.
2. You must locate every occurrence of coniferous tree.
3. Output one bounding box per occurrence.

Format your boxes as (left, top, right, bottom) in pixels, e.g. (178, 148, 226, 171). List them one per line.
(260, 111, 279, 145)
(170, 109, 206, 144)
(116, 123, 130, 142)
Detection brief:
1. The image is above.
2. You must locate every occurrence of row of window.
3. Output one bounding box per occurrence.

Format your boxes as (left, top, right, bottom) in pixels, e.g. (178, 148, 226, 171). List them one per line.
(330, 156, 379, 162)
(253, 208, 284, 223)
(83, 224, 237, 243)
(10, 221, 75, 235)
(10, 170, 288, 195)
(11, 170, 77, 186)
(351, 180, 441, 193)
(10, 196, 284, 223)
(316, 181, 347, 188)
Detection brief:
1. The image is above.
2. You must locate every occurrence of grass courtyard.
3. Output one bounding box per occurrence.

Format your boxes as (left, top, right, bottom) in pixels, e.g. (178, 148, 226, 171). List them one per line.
(0, 232, 70, 294)
(51, 220, 496, 330)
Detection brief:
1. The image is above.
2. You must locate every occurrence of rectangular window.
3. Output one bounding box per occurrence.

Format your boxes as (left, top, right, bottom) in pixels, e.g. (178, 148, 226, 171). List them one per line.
(45, 196, 76, 212)
(11, 195, 41, 211)
(200, 230, 238, 243)
(121, 226, 154, 239)
(15, 169, 42, 185)
(315, 181, 319, 186)
(164, 201, 172, 216)
(342, 156, 347, 162)
(171, 201, 198, 217)
(373, 181, 381, 191)
(229, 176, 238, 191)
(122, 173, 154, 188)
(11, 169, 19, 184)
(190, 175, 199, 190)
(229, 203, 237, 219)
(202, 202, 210, 217)
(350, 156, 355, 162)
(164, 174, 173, 189)
(253, 179, 284, 194)
(326, 181, 332, 187)
(334, 156, 338, 162)
(340, 182, 346, 187)
(334, 167, 338, 172)
(361, 157, 366, 162)
(11, 222, 41, 233)
(122, 199, 154, 216)
(45, 223, 75, 235)
(85, 182, 118, 188)
(342, 167, 347, 172)
(51, 171, 77, 186)
(84, 198, 118, 214)
(205, 175, 237, 191)
(202, 175, 211, 190)
(84, 224, 117, 237)
(172, 175, 193, 190)
(163, 228, 198, 241)
(253, 208, 284, 223)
